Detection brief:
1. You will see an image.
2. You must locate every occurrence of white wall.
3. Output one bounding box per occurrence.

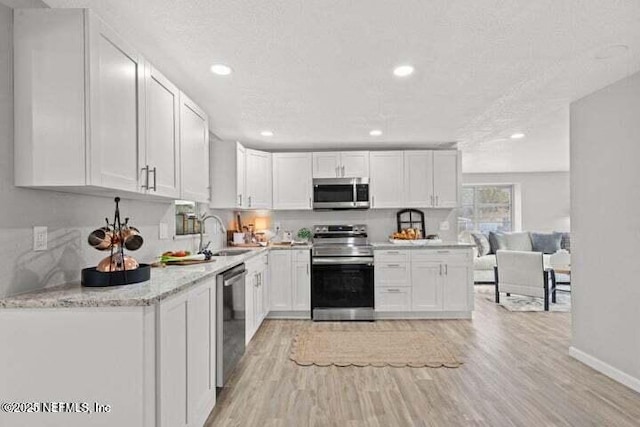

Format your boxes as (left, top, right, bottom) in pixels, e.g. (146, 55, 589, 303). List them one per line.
(267, 209, 459, 243)
(462, 172, 570, 232)
(0, 4, 227, 298)
(569, 71, 640, 391)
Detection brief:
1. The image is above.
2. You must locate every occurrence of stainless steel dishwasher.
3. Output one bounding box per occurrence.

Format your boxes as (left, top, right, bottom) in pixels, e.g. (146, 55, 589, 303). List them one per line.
(216, 263, 247, 389)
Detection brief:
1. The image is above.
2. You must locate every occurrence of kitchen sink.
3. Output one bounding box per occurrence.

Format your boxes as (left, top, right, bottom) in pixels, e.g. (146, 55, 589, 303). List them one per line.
(212, 249, 252, 256)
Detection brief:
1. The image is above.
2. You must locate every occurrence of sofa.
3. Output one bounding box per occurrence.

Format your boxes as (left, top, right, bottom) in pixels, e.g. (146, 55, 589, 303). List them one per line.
(459, 231, 571, 284)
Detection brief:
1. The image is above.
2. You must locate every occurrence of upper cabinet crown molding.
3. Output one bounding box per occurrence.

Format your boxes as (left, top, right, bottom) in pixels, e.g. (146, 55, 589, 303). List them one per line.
(14, 9, 209, 203)
(312, 151, 369, 178)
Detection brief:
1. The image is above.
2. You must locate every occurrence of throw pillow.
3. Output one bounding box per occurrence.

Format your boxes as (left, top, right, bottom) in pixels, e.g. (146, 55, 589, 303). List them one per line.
(559, 232, 571, 252)
(470, 232, 490, 257)
(504, 232, 533, 251)
(531, 232, 562, 254)
(488, 231, 507, 254)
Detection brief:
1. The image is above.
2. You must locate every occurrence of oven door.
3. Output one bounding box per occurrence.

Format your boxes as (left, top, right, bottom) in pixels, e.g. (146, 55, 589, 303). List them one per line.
(311, 257, 374, 320)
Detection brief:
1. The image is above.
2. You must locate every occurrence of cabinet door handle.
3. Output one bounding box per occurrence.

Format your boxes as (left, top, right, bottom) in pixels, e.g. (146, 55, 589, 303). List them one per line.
(151, 167, 157, 191)
(309, 197, 312, 208)
(445, 264, 448, 275)
(341, 165, 345, 177)
(430, 195, 434, 206)
(238, 194, 242, 206)
(141, 166, 149, 189)
(371, 195, 375, 208)
(306, 264, 309, 275)
(439, 264, 443, 276)
(335, 166, 339, 177)
(248, 196, 252, 207)
(435, 195, 439, 206)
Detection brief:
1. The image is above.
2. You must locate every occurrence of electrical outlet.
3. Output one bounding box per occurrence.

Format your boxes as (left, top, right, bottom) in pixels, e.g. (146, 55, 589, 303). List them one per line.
(33, 226, 47, 251)
(159, 223, 169, 239)
(439, 221, 450, 231)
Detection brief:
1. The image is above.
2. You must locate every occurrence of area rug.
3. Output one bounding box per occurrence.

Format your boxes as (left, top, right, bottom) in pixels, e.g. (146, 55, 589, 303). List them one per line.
(477, 285, 571, 312)
(290, 330, 462, 368)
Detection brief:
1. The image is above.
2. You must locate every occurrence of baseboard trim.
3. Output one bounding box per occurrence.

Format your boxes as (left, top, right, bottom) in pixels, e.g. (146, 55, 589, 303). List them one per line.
(569, 346, 640, 393)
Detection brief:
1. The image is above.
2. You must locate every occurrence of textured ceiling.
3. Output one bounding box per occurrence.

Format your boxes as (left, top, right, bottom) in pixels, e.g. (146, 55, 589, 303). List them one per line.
(42, 0, 640, 172)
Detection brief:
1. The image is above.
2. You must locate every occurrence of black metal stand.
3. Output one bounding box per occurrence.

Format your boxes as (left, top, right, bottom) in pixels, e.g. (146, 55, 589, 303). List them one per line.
(82, 197, 150, 287)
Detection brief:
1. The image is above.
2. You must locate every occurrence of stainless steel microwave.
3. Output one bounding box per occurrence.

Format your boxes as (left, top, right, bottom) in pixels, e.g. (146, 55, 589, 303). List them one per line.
(312, 178, 370, 210)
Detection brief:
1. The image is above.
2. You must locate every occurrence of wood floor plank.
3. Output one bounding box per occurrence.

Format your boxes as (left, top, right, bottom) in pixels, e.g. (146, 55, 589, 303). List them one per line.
(207, 291, 640, 426)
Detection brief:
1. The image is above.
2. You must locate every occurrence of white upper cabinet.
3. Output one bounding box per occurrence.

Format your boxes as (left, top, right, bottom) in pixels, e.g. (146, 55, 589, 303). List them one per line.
(340, 151, 370, 177)
(432, 151, 459, 208)
(312, 151, 370, 178)
(245, 149, 272, 209)
(143, 64, 180, 198)
(88, 16, 143, 192)
(179, 94, 210, 203)
(14, 9, 209, 202)
(14, 9, 144, 193)
(312, 152, 341, 178)
(210, 141, 271, 209)
(369, 149, 459, 209)
(370, 151, 404, 208)
(272, 153, 313, 210)
(236, 144, 246, 208)
(404, 151, 434, 207)
(211, 141, 246, 209)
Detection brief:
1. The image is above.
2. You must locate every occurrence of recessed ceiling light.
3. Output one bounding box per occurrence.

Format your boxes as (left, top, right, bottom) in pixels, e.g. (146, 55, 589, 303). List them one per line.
(210, 64, 232, 75)
(260, 130, 273, 137)
(369, 129, 383, 136)
(594, 44, 629, 60)
(393, 65, 414, 77)
(510, 133, 525, 139)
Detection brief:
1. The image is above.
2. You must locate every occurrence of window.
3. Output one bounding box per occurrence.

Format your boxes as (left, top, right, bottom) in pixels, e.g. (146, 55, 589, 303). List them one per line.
(460, 185, 514, 233)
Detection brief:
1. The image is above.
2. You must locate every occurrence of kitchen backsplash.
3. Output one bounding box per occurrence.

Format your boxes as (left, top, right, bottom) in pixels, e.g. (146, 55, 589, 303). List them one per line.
(239, 209, 459, 242)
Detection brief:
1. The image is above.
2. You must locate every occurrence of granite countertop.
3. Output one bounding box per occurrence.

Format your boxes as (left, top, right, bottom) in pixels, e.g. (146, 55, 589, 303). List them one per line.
(0, 242, 471, 309)
(371, 242, 474, 250)
(0, 248, 271, 309)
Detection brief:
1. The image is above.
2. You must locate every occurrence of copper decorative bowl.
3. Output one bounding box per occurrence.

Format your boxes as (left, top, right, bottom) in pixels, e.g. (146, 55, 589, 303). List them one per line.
(81, 264, 151, 287)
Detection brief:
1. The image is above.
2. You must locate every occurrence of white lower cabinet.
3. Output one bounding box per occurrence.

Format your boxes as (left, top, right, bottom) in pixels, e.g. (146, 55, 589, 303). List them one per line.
(374, 248, 473, 316)
(158, 292, 189, 427)
(442, 262, 471, 311)
(268, 249, 311, 317)
(158, 279, 216, 427)
(375, 287, 412, 312)
(246, 253, 269, 344)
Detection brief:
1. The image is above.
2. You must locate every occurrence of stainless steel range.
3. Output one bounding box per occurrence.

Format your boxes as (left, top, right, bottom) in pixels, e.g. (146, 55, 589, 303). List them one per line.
(311, 224, 374, 321)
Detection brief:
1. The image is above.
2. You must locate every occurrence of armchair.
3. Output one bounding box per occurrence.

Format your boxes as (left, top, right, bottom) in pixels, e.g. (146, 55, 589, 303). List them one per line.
(494, 250, 557, 311)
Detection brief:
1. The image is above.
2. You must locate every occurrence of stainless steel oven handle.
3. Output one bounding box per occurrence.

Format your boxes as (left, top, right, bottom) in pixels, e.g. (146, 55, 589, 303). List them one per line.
(312, 257, 374, 265)
(224, 270, 248, 286)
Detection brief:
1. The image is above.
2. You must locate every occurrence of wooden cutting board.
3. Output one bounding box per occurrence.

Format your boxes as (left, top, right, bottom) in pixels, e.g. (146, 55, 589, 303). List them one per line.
(165, 259, 217, 266)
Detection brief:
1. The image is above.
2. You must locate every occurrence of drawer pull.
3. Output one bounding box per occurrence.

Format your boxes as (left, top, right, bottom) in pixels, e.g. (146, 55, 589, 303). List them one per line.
(437, 250, 450, 254)
(386, 289, 401, 293)
(386, 264, 401, 268)
(386, 251, 400, 254)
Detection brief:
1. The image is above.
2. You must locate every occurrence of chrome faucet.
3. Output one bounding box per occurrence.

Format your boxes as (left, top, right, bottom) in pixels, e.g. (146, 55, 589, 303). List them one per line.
(198, 213, 227, 252)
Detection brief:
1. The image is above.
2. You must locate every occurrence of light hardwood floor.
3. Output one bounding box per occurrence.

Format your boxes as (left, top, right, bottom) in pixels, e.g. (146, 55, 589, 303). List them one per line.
(206, 289, 640, 426)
